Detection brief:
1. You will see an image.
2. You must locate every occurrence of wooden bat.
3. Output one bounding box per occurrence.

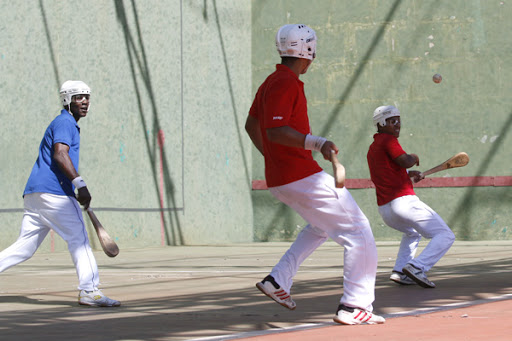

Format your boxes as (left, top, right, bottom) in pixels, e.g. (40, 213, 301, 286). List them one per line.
(330, 150, 346, 188)
(86, 207, 119, 258)
(420, 152, 469, 177)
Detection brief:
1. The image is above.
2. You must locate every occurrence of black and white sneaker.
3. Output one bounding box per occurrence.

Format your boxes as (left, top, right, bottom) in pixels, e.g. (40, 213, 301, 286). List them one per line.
(390, 271, 416, 285)
(333, 304, 385, 325)
(402, 264, 436, 288)
(256, 275, 296, 310)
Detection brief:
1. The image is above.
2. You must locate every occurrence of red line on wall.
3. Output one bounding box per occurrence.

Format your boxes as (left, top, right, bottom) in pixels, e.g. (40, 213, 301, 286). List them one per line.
(157, 129, 166, 246)
(252, 176, 512, 190)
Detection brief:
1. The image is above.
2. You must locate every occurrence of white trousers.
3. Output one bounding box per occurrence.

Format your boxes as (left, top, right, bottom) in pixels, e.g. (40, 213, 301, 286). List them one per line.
(378, 195, 455, 273)
(269, 171, 377, 311)
(0, 193, 100, 291)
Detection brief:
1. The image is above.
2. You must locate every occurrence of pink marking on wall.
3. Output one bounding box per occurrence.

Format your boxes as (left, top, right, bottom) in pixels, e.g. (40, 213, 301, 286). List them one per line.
(157, 129, 166, 246)
(252, 176, 512, 190)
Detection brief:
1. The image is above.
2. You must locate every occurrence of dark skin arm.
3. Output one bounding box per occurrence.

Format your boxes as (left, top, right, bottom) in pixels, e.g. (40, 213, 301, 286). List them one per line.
(53, 143, 91, 208)
(393, 153, 424, 183)
(245, 115, 264, 155)
(266, 126, 338, 160)
(245, 115, 339, 159)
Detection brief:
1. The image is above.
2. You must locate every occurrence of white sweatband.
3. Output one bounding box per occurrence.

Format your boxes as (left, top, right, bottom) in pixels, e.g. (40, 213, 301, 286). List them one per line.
(304, 134, 327, 152)
(72, 176, 87, 189)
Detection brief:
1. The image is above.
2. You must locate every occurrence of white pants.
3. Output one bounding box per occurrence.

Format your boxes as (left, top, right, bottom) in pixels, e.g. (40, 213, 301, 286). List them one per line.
(269, 171, 377, 311)
(378, 195, 455, 273)
(0, 193, 100, 291)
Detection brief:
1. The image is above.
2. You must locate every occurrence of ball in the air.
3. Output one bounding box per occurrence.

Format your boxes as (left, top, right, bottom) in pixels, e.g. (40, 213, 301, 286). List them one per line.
(433, 73, 442, 83)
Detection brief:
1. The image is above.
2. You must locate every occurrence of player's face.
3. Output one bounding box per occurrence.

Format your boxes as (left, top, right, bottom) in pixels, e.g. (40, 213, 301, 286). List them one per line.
(381, 116, 401, 137)
(300, 58, 313, 74)
(69, 94, 90, 121)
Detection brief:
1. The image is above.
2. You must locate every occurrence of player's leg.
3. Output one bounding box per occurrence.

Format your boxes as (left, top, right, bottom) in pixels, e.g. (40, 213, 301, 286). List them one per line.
(257, 185, 329, 310)
(0, 193, 50, 272)
(378, 202, 421, 285)
(312, 187, 384, 324)
(387, 195, 455, 287)
(37, 194, 120, 306)
(269, 224, 328, 292)
(38, 194, 100, 290)
(271, 172, 383, 323)
(404, 198, 455, 271)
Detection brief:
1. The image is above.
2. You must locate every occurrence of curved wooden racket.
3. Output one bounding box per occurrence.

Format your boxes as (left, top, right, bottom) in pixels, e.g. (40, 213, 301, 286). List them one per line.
(86, 207, 119, 257)
(420, 152, 469, 177)
(330, 150, 346, 188)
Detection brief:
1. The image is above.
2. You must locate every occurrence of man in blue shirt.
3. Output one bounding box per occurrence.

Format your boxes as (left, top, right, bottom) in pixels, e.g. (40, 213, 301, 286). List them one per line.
(0, 80, 120, 307)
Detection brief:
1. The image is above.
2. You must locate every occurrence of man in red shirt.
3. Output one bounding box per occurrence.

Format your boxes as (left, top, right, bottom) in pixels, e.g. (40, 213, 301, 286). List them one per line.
(245, 24, 384, 325)
(367, 105, 455, 288)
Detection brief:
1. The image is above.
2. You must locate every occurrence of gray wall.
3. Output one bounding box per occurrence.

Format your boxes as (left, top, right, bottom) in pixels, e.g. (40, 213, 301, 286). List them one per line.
(1, 1, 511, 253)
(0, 0, 253, 251)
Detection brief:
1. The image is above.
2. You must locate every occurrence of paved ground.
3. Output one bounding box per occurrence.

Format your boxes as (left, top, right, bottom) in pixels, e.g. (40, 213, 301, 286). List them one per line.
(0, 241, 511, 340)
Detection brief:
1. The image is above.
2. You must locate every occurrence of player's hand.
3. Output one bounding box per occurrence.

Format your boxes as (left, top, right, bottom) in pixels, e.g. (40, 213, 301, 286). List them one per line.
(76, 186, 92, 209)
(409, 170, 424, 183)
(320, 140, 338, 161)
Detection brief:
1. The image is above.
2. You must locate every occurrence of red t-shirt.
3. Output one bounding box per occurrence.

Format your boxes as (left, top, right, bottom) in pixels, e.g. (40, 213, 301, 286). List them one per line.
(367, 133, 415, 205)
(249, 64, 322, 187)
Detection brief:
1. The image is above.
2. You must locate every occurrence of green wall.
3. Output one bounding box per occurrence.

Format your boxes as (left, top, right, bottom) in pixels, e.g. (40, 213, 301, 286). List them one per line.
(0, 1, 510, 253)
(0, 0, 253, 251)
(251, 0, 512, 241)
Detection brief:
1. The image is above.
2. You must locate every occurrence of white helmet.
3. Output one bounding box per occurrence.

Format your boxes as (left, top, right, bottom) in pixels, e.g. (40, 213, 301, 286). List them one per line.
(276, 24, 317, 60)
(59, 80, 91, 107)
(373, 105, 400, 128)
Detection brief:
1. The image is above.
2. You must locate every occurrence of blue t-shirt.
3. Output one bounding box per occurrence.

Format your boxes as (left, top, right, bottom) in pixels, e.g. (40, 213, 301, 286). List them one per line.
(24, 110, 81, 197)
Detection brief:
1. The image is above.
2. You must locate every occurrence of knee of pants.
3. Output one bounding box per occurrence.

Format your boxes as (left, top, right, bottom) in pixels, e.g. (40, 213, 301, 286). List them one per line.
(444, 229, 456, 246)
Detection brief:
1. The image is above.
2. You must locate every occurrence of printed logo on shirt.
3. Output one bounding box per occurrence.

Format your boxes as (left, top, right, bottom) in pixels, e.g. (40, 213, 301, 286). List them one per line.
(273, 116, 284, 120)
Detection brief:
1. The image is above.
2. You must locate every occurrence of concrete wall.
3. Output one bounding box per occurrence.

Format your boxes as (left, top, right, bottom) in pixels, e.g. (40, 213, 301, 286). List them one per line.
(0, 0, 253, 251)
(251, 0, 512, 241)
(1, 1, 510, 252)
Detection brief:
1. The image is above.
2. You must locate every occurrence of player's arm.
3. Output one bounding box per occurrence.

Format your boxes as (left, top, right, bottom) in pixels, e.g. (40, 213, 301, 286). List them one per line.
(53, 142, 91, 208)
(245, 115, 264, 156)
(394, 153, 424, 182)
(266, 126, 338, 161)
(393, 153, 419, 168)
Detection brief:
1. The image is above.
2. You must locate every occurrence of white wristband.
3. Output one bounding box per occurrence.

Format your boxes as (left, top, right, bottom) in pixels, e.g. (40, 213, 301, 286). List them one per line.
(72, 176, 87, 189)
(304, 134, 327, 152)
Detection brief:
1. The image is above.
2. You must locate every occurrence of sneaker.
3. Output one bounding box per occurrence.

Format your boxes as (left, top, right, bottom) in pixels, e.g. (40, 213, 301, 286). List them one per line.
(256, 275, 296, 310)
(333, 304, 385, 325)
(389, 271, 416, 285)
(78, 289, 121, 307)
(402, 264, 436, 288)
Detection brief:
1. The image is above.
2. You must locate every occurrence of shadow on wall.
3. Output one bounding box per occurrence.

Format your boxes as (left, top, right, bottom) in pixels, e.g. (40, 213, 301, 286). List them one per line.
(209, 0, 252, 191)
(114, 0, 184, 246)
(448, 110, 512, 239)
(39, 0, 61, 90)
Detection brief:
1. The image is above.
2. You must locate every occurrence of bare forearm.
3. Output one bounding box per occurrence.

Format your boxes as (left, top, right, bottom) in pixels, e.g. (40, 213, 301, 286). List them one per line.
(394, 153, 420, 168)
(266, 126, 306, 148)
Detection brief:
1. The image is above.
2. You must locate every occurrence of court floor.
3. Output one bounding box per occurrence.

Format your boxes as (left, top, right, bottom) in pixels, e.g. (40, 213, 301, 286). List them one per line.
(0, 241, 511, 340)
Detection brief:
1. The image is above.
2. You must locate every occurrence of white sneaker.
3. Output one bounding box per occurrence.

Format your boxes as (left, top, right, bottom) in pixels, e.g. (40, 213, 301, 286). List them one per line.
(390, 271, 416, 285)
(333, 304, 385, 325)
(256, 275, 296, 310)
(78, 289, 121, 307)
(402, 264, 436, 288)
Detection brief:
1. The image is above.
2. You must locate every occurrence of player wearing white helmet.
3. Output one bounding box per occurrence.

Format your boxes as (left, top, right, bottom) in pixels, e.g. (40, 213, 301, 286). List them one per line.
(245, 24, 384, 325)
(367, 105, 455, 288)
(0, 80, 120, 307)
